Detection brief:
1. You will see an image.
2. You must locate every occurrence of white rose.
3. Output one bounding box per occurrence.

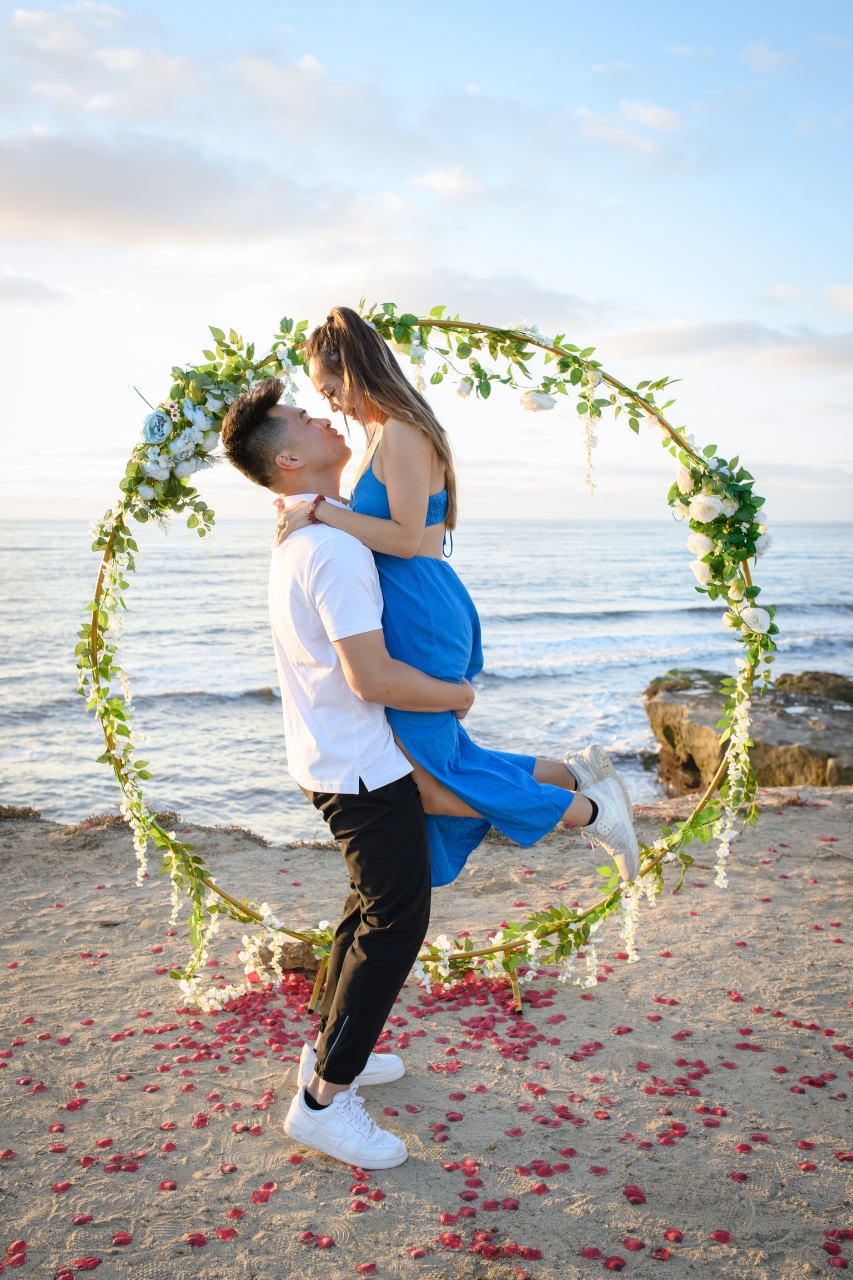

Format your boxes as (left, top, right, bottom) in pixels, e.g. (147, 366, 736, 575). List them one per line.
(727, 579, 745, 601)
(201, 431, 220, 452)
(686, 531, 713, 556)
(318, 920, 329, 930)
(174, 457, 200, 479)
(723, 611, 741, 629)
(205, 394, 224, 412)
(720, 497, 738, 518)
(583, 369, 603, 387)
(675, 462, 694, 495)
(690, 559, 713, 586)
(456, 377, 474, 397)
(168, 428, 197, 461)
(740, 606, 771, 634)
(141, 459, 171, 482)
(755, 532, 772, 557)
(136, 483, 157, 500)
(688, 493, 724, 523)
(521, 391, 557, 412)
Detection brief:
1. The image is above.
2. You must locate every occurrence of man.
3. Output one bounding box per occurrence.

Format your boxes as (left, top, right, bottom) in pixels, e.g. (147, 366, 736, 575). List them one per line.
(221, 378, 476, 1168)
(219, 378, 638, 1169)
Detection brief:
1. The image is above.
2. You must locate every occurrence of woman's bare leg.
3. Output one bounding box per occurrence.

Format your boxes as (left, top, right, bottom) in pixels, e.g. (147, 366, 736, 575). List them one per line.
(533, 758, 578, 790)
(532, 758, 592, 826)
(393, 735, 483, 818)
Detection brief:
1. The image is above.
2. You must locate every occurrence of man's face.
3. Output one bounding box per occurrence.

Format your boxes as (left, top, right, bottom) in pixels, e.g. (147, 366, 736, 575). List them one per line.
(271, 405, 351, 481)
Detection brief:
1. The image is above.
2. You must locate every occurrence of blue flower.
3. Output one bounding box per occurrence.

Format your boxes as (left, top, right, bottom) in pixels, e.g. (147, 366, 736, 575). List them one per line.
(142, 410, 171, 444)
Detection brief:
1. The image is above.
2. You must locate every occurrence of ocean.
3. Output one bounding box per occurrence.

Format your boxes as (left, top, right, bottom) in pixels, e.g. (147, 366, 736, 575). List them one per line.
(1, 520, 851, 843)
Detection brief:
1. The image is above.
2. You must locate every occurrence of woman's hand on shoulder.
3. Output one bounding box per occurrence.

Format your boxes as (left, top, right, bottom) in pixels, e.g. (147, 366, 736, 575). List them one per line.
(274, 499, 312, 547)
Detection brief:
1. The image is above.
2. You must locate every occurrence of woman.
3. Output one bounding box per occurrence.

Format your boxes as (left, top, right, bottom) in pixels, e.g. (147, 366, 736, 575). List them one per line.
(277, 307, 638, 886)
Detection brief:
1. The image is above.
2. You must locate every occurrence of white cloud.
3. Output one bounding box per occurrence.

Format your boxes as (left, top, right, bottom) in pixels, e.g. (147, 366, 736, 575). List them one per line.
(665, 46, 713, 58)
(410, 165, 482, 202)
(621, 99, 684, 134)
(0, 271, 67, 304)
(763, 283, 807, 303)
(591, 61, 632, 74)
(600, 318, 853, 372)
(825, 285, 853, 314)
(813, 35, 848, 51)
(575, 107, 659, 156)
(740, 43, 793, 74)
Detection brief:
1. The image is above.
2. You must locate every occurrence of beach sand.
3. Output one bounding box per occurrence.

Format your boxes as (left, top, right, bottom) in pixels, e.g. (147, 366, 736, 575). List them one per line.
(1, 786, 851, 1278)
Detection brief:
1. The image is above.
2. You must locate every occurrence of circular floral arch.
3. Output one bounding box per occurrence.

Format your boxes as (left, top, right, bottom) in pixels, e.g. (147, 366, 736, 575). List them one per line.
(78, 304, 777, 1013)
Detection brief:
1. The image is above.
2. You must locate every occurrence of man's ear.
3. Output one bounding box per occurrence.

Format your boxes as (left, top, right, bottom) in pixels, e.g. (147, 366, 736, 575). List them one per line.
(273, 450, 304, 474)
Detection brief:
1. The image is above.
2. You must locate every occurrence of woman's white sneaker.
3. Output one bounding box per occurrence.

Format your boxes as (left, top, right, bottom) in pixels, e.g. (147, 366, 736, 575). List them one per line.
(283, 1086, 408, 1169)
(580, 775, 640, 882)
(564, 744, 633, 815)
(298, 1042, 405, 1091)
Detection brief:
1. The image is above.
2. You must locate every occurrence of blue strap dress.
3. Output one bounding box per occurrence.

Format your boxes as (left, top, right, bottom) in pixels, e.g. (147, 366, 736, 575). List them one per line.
(351, 457, 571, 887)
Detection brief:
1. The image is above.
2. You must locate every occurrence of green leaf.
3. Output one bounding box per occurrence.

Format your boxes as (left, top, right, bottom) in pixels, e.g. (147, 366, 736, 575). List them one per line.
(703, 444, 717, 458)
(381, 302, 397, 316)
(399, 313, 418, 326)
(579, 346, 596, 358)
(429, 371, 444, 384)
(628, 418, 640, 433)
(429, 305, 446, 318)
(209, 326, 226, 342)
(456, 342, 472, 357)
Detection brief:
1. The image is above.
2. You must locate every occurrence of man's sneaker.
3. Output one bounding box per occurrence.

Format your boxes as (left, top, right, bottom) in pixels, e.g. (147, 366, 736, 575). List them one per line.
(581, 775, 640, 883)
(283, 1085, 408, 1169)
(564, 744, 633, 815)
(298, 1042, 405, 1092)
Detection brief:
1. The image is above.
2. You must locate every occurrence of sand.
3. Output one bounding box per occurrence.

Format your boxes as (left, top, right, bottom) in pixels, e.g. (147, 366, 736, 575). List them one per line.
(1, 786, 851, 1279)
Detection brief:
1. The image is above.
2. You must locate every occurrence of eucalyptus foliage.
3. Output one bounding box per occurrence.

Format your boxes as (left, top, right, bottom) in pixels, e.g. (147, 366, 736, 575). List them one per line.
(77, 303, 775, 1012)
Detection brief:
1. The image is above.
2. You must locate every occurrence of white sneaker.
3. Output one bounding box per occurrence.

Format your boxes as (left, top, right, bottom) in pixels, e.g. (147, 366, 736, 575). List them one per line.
(580, 775, 640, 883)
(298, 1042, 405, 1091)
(283, 1086, 408, 1169)
(564, 744, 633, 815)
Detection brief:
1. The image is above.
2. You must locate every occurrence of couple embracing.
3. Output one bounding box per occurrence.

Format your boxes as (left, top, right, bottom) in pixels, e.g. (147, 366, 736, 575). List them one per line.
(219, 307, 639, 1170)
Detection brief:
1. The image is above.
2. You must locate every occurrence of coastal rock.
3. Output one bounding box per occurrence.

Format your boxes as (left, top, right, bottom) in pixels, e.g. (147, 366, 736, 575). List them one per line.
(257, 938, 320, 974)
(644, 669, 853, 795)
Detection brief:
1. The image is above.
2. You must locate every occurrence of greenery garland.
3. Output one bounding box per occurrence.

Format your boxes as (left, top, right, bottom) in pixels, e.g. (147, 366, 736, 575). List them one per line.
(77, 303, 777, 1015)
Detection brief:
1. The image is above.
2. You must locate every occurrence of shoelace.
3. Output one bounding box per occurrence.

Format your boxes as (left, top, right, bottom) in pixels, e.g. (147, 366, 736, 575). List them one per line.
(337, 1090, 377, 1141)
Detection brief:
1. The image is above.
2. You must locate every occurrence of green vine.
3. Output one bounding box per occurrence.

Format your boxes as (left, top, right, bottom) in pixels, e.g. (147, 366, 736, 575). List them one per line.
(77, 303, 775, 1012)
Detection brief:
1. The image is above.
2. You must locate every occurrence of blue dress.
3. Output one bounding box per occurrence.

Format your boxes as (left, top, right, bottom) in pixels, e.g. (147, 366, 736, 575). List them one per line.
(351, 459, 571, 887)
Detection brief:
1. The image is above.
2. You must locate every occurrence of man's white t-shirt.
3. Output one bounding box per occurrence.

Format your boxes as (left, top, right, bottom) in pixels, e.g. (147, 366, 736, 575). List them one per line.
(268, 495, 411, 794)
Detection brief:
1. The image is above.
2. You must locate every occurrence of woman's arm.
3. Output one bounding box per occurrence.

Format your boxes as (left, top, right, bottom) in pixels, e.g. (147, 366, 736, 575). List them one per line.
(280, 419, 436, 558)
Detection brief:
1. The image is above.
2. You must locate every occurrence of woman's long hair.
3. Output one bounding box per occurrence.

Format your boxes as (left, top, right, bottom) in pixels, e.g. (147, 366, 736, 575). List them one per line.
(304, 306, 458, 529)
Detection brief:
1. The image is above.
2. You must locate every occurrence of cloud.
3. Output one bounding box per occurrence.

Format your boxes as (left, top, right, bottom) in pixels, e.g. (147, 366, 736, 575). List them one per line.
(763, 283, 807, 303)
(599, 319, 853, 372)
(0, 271, 66, 304)
(666, 46, 714, 58)
(740, 43, 793, 74)
(591, 61, 632, 74)
(825, 285, 853, 314)
(621, 99, 684, 134)
(410, 165, 482, 202)
(0, 134, 339, 243)
(813, 35, 848, 51)
(575, 107, 660, 156)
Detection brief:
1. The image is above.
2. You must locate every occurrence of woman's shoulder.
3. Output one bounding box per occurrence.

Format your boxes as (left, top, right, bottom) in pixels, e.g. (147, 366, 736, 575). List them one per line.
(379, 415, 436, 457)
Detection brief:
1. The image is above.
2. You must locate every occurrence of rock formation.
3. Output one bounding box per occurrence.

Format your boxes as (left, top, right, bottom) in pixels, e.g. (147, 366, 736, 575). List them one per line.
(644, 669, 853, 795)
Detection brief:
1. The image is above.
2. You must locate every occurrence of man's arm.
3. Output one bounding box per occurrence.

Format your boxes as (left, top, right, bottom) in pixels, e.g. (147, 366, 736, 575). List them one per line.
(334, 630, 474, 716)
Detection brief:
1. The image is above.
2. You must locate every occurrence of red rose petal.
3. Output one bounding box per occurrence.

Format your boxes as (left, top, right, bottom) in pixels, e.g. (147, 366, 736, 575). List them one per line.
(651, 1247, 671, 1260)
(710, 1230, 732, 1243)
(159, 1180, 177, 1190)
(186, 1233, 207, 1247)
(581, 1248, 603, 1259)
(216, 1227, 238, 1241)
(113, 1233, 132, 1246)
(604, 1257, 627, 1271)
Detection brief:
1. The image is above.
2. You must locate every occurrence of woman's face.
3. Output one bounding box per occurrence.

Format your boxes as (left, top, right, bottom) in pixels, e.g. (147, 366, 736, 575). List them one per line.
(309, 360, 349, 416)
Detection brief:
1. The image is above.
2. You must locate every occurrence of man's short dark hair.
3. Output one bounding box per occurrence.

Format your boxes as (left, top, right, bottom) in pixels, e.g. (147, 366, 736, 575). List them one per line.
(220, 378, 290, 487)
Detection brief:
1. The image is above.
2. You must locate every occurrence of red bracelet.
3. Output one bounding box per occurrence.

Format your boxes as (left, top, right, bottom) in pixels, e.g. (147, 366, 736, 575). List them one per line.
(307, 494, 326, 525)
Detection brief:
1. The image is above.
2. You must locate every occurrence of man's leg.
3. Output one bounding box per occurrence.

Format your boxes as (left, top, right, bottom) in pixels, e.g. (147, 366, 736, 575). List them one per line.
(308, 774, 431, 1088)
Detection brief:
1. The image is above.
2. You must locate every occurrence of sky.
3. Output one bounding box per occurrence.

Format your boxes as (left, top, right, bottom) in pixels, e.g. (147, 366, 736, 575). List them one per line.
(1, 0, 851, 521)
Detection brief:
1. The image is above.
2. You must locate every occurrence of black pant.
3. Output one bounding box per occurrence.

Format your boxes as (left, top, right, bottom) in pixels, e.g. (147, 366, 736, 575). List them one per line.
(302, 774, 431, 1086)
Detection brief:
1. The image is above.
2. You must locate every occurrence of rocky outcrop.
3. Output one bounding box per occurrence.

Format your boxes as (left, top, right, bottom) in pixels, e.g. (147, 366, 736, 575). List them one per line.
(644, 669, 853, 795)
